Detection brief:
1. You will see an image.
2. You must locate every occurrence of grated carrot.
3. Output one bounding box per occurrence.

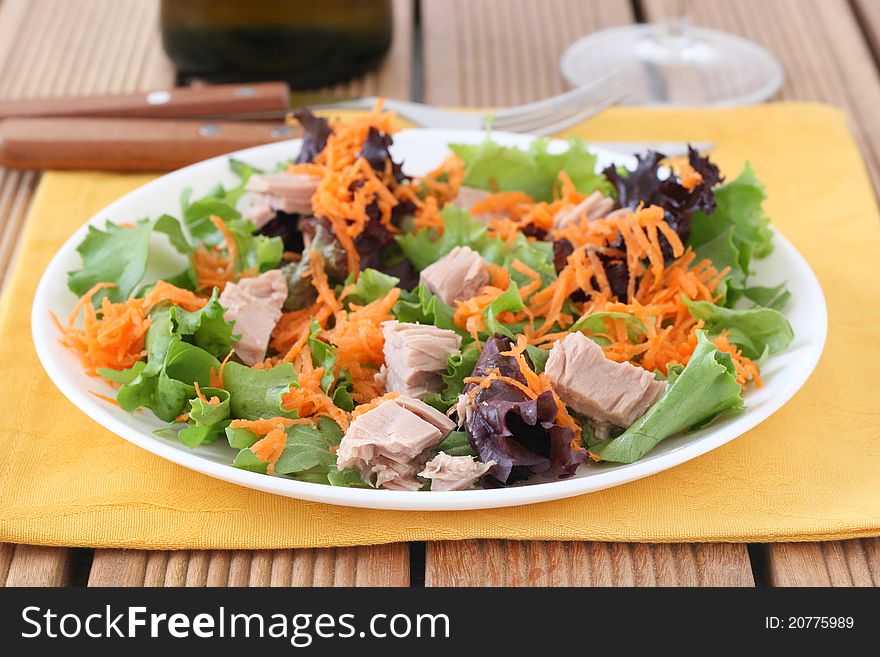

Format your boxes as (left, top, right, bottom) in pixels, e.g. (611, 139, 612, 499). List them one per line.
(57, 280, 216, 376)
(678, 159, 704, 191)
(191, 215, 254, 292)
(229, 417, 310, 435)
(90, 390, 120, 406)
(251, 424, 288, 474)
(209, 349, 234, 389)
(280, 348, 351, 430)
(713, 332, 763, 387)
(327, 287, 400, 403)
(416, 154, 465, 206)
(193, 381, 220, 405)
(58, 283, 150, 375)
(142, 280, 207, 312)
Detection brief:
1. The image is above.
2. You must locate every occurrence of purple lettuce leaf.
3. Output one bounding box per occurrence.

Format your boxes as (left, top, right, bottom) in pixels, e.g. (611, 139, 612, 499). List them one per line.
(462, 335, 582, 484)
(603, 146, 722, 247)
(293, 109, 332, 164)
(358, 127, 407, 183)
(256, 211, 304, 253)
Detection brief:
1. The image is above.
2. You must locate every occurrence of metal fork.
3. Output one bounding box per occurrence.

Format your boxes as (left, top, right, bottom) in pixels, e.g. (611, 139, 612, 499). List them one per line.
(316, 70, 631, 136)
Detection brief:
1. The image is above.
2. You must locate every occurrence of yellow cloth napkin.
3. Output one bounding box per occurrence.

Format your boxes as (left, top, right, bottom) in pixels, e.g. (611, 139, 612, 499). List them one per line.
(1, 103, 879, 549)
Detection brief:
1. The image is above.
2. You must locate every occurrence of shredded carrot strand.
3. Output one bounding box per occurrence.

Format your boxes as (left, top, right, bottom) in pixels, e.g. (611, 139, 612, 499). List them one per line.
(89, 390, 120, 406)
(57, 279, 219, 377)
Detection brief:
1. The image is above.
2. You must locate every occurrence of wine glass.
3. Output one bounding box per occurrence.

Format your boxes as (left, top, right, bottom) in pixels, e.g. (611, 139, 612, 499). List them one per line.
(559, 0, 784, 106)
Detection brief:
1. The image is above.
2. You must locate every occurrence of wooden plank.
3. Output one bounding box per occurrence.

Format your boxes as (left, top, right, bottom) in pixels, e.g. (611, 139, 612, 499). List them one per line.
(422, 0, 634, 105)
(426, 541, 754, 586)
(765, 539, 880, 586)
(89, 545, 411, 587)
(2, 545, 73, 586)
(0, 543, 15, 584)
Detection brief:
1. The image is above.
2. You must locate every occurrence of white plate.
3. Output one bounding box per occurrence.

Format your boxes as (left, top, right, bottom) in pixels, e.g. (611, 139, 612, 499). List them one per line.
(32, 129, 827, 511)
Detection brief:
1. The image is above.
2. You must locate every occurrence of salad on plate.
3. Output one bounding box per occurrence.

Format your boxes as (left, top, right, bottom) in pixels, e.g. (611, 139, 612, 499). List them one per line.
(55, 103, 793, 492)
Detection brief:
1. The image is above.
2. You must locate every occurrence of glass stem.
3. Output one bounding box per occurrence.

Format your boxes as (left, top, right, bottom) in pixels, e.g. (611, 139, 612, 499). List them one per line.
(660, 0, 690, 37)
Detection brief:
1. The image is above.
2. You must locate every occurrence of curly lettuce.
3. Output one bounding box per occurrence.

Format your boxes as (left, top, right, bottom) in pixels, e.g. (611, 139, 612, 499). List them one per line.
(592, 332, 744, 464)
(68, 215, 190, 304)
(450, 135, 610, 201)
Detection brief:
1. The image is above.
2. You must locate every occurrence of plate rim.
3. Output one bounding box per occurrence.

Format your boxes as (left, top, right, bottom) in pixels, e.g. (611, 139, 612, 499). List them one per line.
(30, 129, 828, 511)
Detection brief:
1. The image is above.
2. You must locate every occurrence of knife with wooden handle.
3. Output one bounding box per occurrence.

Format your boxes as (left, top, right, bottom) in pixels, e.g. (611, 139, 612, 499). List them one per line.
(0, 82, 291, 120)
(0, 118, 302, 170)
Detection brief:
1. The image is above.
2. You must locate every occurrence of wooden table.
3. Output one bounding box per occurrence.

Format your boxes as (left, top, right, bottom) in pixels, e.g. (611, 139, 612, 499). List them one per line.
(1, 0, 878, 588)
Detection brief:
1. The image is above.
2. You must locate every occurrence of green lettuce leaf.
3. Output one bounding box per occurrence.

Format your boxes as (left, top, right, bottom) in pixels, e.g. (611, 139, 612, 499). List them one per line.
(222, 361, 297, 420)
(233, 417, 349, 484)
(188, 387, 230, 427)
(308, 321, 336, 393)
(327, 467, 368, 487)
(97, 361, 145, 384)
(226, 158, 264, 205)
(423, 342, 481, 412)
(179, 386, 232, 448)
(228, 220, 284, 273)
(225, 426, 259, 449)
(170, 289, 237, 358)
(273, 419, 342, 475)
(484, 281, 525, 338)
(183, 198, 242, 246)
(743, 283, 791, 311)
(231, 449, 268, 474)
(396, 205, 491, 271)
(500, 235, 557, 287)
(524, 345, 549, 374)
(690, 163, 774, 278)
(68, 215, 190, 305)
(436, 430, 477, 458)
(683, 297, 794, 359)
(570, 311, 648, 342)
(393, 284, 463, 337)
(592, 332, 744, 463)
(116, 338, 220, 422)
(341, 268, 400, 306)
(330, 371, 356, 412)
(691, 226, 746, 305)
(449, 135, 610, 202)
(182, 183, 283, 275)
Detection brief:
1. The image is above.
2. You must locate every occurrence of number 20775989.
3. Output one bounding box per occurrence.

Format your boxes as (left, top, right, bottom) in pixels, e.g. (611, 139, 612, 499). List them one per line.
(765, 617, 854, 630)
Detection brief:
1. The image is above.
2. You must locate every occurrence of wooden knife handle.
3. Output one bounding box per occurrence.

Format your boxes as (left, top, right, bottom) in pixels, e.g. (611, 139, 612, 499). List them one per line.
(0, 82, 290, 120)
(0, 118, 302, 171)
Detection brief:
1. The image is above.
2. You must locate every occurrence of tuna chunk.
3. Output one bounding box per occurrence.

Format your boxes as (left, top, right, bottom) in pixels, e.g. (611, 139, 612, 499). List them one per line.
(336, 396, 454, 490)
(419, 246, 489, 305)
(381, 321, 461, 398)
(419, 452, 495, 491)
(545, 332, 666, 428)
(244, 172, 320, 227)
(392, 394, 457, 435)
(218, 270, 288, 366)
(553, 191, 617, 230)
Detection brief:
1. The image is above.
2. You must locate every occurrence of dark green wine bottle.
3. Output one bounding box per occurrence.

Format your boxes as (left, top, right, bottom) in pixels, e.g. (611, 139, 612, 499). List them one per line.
(160, 0, 393, 88)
